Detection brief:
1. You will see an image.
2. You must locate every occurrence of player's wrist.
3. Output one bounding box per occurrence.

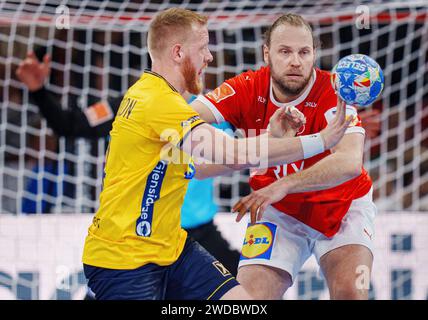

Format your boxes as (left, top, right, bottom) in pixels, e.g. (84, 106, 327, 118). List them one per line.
(299, 133, 325, 159)
(277, 176, 295, 193)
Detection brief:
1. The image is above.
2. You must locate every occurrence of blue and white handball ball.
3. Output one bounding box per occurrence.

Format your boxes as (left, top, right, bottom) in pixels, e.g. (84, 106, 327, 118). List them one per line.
(331, 54, 384, 107)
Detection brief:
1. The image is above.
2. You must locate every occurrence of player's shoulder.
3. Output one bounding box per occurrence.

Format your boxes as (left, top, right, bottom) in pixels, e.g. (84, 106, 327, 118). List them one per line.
(227, 65, 270, 86)
(148, 91, 188, 113)
(232, 66, 270, 81)
(127, 73, 185, 108)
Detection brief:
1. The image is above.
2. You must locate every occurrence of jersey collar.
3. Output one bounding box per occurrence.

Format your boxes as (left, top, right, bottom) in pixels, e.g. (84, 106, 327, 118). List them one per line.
(269, 69, 316, 108)
(144, 69, 179, 93)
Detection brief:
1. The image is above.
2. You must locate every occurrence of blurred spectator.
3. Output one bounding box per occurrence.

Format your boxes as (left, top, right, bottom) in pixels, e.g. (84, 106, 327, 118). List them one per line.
(21, 131, 75, 214)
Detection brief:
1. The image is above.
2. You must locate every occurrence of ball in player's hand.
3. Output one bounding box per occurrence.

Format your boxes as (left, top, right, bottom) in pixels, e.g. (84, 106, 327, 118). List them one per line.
(331, 54, 384, 107)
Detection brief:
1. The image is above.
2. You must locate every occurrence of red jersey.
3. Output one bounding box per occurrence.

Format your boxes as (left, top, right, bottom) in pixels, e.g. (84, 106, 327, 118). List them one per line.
(197, 66, 372, 237)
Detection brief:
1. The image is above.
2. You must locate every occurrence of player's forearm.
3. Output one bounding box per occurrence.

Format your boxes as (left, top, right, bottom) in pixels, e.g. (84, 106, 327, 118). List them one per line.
(276, 152, 362, 193)
(187, 125, 320, 171)
(233, 133, 309, 168)
(265, 134, 306, 166)
(194, 163, 239, 179)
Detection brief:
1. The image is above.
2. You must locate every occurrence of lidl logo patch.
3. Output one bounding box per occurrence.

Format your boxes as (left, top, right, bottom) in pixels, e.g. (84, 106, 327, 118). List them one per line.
(240, 222, 276, 260)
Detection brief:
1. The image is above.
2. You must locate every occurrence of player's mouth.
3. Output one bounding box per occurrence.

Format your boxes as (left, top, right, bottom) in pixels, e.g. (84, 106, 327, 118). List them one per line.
(198, 65, 207, 76)
(286, 73, 303, 78)
(285, 74, 304, 82)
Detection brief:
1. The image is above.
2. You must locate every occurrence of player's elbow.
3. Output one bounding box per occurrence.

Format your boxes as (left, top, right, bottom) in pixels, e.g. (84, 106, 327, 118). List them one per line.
(346, 159, 363, 179)
(349, 167, 362, 180)
(334, 151, 363, 180)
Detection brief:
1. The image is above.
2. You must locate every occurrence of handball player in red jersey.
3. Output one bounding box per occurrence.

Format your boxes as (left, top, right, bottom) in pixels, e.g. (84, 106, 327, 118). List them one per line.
(191, 13, 376, 300)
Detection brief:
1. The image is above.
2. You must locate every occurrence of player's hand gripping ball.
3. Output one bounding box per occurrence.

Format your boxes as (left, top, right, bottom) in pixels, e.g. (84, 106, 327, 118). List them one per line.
(331, 54, 384, 107)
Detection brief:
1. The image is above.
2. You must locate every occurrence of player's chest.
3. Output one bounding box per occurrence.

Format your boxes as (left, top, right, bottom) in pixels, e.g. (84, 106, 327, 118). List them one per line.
(241, 100, 322, 135)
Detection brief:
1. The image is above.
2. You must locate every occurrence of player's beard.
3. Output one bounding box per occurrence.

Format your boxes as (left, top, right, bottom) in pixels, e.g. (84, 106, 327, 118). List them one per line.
(270, 60, 315, 97)
(181, 56, 203, 95)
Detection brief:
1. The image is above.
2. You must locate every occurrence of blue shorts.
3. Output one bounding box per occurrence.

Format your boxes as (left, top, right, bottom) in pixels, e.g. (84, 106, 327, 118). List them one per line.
(84, 237, 239, 300)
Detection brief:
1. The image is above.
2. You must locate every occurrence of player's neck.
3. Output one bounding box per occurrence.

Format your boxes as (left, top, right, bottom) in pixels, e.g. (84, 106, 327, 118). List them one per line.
(271, 84, 299, 103)
(151, 63, 185, 94)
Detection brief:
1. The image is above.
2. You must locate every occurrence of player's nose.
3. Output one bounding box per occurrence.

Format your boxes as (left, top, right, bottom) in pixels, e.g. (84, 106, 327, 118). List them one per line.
(290, 52, 302, 67)
(206, 50, 213, 64)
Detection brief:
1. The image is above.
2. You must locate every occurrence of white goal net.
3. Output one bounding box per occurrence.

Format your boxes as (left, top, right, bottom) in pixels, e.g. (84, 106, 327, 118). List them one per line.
(1, 0, 427, 214)
(0, 0, 427, 300)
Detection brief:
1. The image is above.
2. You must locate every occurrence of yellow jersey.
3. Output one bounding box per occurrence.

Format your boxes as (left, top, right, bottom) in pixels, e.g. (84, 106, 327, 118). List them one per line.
(82, 70, 205, 269)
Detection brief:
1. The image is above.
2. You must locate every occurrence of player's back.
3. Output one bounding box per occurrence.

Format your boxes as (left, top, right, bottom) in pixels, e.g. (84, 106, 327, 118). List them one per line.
(82, 71, 205, 270)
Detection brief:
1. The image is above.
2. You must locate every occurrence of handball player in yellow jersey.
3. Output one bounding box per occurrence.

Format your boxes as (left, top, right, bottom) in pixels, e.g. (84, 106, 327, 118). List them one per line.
(82, 8, 351, 300)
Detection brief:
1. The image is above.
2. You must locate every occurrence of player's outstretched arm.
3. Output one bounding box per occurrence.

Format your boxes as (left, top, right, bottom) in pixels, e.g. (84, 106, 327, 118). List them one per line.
(233, 102, 363, 224)
(193, 106, 305, 179)
(182, 99, 353, 173)
(233, 133, 364, 224)
(247, 97, 351, 166)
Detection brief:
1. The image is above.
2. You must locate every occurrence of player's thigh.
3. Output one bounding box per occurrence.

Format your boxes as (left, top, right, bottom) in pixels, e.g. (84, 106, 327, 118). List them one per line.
(220, 284, 253, 300)
(319, 244, 373, 299)
(237, 264, 292, 300)
(237, 207, 313, 299)
(83, 263, 167, 300)
(315, 193, 376, 299)
(166, 238, 240, 300)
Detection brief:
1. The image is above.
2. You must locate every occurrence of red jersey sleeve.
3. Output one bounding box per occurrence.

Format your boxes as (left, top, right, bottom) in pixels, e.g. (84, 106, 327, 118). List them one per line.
(196, 70, 256, 128)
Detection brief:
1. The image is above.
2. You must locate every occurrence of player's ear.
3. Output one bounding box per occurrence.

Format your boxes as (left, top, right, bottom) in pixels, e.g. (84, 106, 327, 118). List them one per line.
(263, 44, 269, 64)
(172, 43, 184, 63)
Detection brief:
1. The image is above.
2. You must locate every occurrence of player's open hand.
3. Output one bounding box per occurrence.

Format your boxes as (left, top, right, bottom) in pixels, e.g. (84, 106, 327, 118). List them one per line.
(232, 182, 288, 225)
(268, 106, 306, 138)
(16, 51, 51, 92)
(320, 97, 354, 150)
